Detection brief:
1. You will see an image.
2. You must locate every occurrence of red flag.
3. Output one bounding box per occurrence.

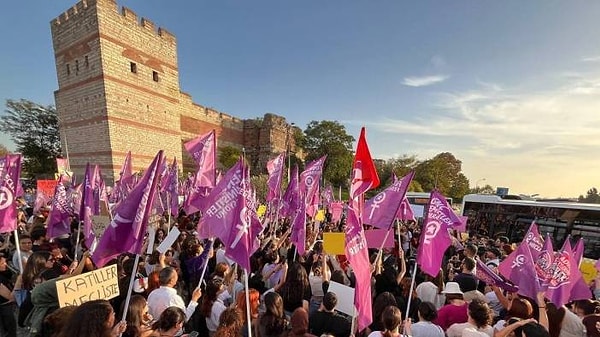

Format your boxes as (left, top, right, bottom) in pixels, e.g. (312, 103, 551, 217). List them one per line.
(350, 127, 380, 200)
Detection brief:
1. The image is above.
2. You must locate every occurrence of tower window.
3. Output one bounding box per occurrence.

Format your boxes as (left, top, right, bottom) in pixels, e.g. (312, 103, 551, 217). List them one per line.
(130, 62, 137, 73)
(66, 64, 70, 76)
(85, 55, 89, 68)
(152, 71, 159, 82)
(75, 60, 79, 73)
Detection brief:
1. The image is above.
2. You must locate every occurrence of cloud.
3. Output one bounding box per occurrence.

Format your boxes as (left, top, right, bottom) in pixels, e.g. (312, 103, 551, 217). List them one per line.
(581, 56, 600, 62)
(402, 75, 449, 87)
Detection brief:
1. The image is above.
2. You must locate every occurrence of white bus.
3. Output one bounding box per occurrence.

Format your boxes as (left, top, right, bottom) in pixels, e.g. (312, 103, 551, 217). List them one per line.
(406, 192, 453, 207)
(461, 194, 600, 259)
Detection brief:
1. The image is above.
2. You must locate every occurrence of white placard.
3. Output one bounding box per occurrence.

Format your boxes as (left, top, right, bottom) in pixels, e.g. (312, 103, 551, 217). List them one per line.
(156, 227, 180, 254)
(146, 226, 156, 255)
(327, 281, 356, 316)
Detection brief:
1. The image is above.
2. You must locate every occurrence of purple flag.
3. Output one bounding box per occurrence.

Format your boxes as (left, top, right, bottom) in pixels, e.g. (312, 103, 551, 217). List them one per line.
(161, 158, 179, 216)
(281, 166, 300, 218)
(47, 176, 74, 239)
(344, 205, 373, 331)
(306, 187, 320, 218)
(545, 239, 584, 307)
(266, 153, 285, 202)
(329, 202, 344, 223)
(416, 191, 453, 277)
(475, 258, 519, 293)
(0, 154, 22, 233)
(322, 185, 335, 206)
(184, 130, 216, 188)
(395, 197, 416, 222)
(523, 222, 544, 259)
(221, 159, 262, 271)
(299, 155, 326, 206)
(365, 171, 414, 230)
(198, 159, 244, 240)
(534, 234, 554, 291)
(498, 241, 541, 299)
(79, 164, 99, 249)
(92, 151, 164, 267)
(290, 199, 307, 255)
(572, 238, 584, 266)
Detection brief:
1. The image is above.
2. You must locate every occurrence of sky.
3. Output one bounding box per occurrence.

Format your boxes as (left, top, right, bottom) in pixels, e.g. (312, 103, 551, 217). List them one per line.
(1, 1, 600, 198)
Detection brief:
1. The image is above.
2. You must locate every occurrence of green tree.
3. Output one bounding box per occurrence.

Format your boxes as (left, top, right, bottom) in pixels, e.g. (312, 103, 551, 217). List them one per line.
(415, 152, 470, 201)
(0, 144, 10, 156)
(0, 99, 61, 179)
(301, 120, 354, 188)
(250, 174, 268, 203)
(470, 184, 495, 194)
(218, 145, 241, 169)
(375, 155, 423, 192)
(578, 187, 600, 204)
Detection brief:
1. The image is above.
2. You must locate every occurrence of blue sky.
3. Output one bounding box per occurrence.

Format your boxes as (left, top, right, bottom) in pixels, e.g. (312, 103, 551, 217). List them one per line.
(2, 1, 600, 197)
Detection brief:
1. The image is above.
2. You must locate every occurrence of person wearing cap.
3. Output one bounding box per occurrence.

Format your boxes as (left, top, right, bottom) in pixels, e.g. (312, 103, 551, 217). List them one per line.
(433, 282, 468, 331)
(308, 292, 351, 337)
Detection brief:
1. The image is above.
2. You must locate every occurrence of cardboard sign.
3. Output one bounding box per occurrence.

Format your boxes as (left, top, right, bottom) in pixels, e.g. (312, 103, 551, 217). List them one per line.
(323, 232, 345, 255)
(56, 265, 119, 307)
(580, 258, 598, 284)
(37, 180, 57, 198)
(156, 226, 180, 254)
(364, 229, 394, 248)
(327, 281, 356, 315)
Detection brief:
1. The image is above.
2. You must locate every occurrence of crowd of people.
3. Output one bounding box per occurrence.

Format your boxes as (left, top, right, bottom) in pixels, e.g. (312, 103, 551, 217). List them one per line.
(0, 194, 600, 337)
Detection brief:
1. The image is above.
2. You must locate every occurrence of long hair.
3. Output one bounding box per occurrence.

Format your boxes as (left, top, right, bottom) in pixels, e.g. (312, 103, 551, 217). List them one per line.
(236, 289, 260, 323)
(545, 303, 564, 337)
(260, 292, 287, 336)
(58, 300, 114, 337)
(279, 262, 309, 307)
(381, 306, 402, 337)
(373, 292, 397, 328)
(122, 295, 147, 337)
(22, 251, 51, 290)
(151, 306, 185, 332)
(200, 278, 223, 317)
(215, 307, 244, 337)
(468, 299, 492, 329)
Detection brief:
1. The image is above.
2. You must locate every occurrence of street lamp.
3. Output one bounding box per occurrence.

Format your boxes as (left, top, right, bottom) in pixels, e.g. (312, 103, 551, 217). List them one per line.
(475, 178, 486, 189)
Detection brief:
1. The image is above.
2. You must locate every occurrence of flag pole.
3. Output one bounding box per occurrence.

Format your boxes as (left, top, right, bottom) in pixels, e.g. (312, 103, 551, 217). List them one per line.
(243, 268, 252, 337)
(166, 193, 171, 235)
(13, 229, 23, 273)
(196, 239, 214, 289)
(74, 221, 82, 261)
(119, 253, 141, 337)
(404, 261, 418, 334)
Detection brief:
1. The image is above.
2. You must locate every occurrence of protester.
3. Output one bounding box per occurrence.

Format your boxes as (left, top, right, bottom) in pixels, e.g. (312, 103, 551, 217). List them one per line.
(147, 267, 201, 322)
(58, 299, 127, 337)
(0, 253, 16, 337)
(121, 294, 154, 337)
(149, 306, 186, 337)
(367, 305, 403, 337)
(403, 301, 444, 337)
(434, 281, 469, 331)
(308, 292, 351, 337)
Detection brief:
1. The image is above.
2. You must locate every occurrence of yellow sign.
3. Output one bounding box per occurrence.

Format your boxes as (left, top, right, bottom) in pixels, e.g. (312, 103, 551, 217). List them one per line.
(323, 232, 346, 255)
(56, 265, 120, 307)
(257, 205, 267, 217)
(580, 258, 598, 284)
(315, 210, 325, 222)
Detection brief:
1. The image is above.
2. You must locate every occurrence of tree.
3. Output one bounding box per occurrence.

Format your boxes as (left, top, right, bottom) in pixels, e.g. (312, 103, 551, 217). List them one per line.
(375, 155, 423, 192)
(470, 184, 495, 194)
(218, 145, 241, 169)
(0, 99, 61, 179)
(0, 144, 10, 156)
(301, 120, 354, 188)
(414, 152, 470, 201)
(578, 187, 600, 204)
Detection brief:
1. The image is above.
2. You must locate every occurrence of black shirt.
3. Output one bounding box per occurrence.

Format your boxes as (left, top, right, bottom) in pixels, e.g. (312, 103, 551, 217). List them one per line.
(309, 311, 351, 337)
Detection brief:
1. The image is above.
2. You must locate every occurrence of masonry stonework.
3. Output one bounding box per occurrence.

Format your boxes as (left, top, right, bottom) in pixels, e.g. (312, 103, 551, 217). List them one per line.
(51, 0, 297, 182)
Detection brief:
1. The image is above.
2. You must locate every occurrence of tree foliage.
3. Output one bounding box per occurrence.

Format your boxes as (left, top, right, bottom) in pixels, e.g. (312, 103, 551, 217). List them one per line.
(301, 120, 354, 188)
(414, 152, 470, 201)
(0, 99, 61, 179)
(0, 144, 10, 157)
(218, 145, 241, 169)
(374, 155, 423, 193)
(578, 188, 600, 204)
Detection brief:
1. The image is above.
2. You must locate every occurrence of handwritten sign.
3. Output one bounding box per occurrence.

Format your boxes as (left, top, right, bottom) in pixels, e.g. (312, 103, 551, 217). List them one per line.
(37, 180, 57, 198)
(323, 232, 346, 255)
(56, 265, 119, 307)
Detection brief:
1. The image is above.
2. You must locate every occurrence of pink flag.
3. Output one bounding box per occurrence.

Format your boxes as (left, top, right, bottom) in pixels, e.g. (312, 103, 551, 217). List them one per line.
(322, 185, 335, 206)
(545, 239, 583, 307)
(395, 197, 416, 222)
(161, 158, 179, 216)
(0, 154, 22, 233)
(198, 159, 244, 240)
(79, 164, 100, 249)
(329, 202, 344, 223)
(33, 188, 50, 214)
(498, 239, 541, 299)
(184, 130, 216, 188)
(534, 234, 554, 291)
(475, 258, 519, 293)
(266, 153, 285, 202)
(118, 151, 133, 184)
(364, 229, 395, 248)
(523, 221, 544, 259)
(306, 187, 320, 218)
(299, 155, 326, 207)
(112, 151, 134, 203)
(365, 171, 414, 230)
(350, 127, 380, 200)
(92, 151, 164, 267)
(416, 191, 453, 277)
(572, 237, 584, 266)
(281, 166, 300, 218)
(290, 198, 307, 255)
(344, 205, 373, 331)
(47, 176, 74, 239)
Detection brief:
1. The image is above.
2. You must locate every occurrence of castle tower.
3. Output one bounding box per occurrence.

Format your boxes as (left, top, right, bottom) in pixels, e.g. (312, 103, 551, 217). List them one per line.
(51, 0, 183, 181)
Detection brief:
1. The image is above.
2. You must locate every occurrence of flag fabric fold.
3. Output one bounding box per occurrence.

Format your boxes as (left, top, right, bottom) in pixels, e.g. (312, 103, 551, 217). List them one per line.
(290, 198, 307, 255)
(266, 153, 285, 202)
(281, 166, 300, 218)
(47, 176, 74, 239)
(92, 151, 164, 267)
(350, 127, 380, 200)
(364, 171, 414, 230)
(498, 239, 541, 299)
(299, 155, 326, 208)
(416, 190, 454, 277)
(545, 239, 585, 307)
(0, 154, 23, 233)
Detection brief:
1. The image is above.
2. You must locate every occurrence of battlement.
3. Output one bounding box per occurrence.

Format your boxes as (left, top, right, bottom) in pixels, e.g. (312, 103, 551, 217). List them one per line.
(52, 0, 92, 26)
(117, 6, 176, 43)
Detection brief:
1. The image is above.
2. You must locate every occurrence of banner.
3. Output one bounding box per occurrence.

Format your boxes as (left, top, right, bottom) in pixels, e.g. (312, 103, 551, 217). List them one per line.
(56, 265, 119, 307)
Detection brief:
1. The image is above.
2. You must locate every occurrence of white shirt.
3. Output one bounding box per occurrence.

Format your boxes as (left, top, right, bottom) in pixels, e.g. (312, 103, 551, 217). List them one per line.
(147, 286, 198, 322)
(447, 322, 493, 337)
(206, 298, 227, 332)
(416, 281, 446, 309)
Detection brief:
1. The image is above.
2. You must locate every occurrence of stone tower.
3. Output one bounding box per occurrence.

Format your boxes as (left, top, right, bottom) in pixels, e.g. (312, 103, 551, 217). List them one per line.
(51, 0, 295, 181)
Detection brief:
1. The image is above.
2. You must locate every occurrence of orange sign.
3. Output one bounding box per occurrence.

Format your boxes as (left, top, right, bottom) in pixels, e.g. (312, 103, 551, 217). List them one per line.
(37, 180, 58, 198)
